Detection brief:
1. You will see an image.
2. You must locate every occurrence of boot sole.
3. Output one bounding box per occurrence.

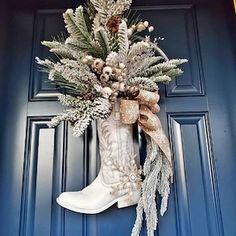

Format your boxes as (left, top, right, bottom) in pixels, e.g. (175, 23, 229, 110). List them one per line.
(56, 192, 139, 214)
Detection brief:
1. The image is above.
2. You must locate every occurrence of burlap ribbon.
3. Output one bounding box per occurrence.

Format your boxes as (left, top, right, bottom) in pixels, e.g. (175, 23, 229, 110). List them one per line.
(120, 90, 172, 166)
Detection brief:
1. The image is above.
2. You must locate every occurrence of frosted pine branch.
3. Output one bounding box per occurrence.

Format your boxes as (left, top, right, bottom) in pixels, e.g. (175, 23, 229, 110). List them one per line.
(106, 52, 119, 67)
(131, 199, 144, 236)
(168, 58, 188, 65)
(150, 75, 172, 84)
(48, 109, 81, 128)
(165, 68, 183, 77)
(42, 40, 75, 59)
(109, 0, 132, 15)
(127, 77, 158, 91)
(128, 56, 162, 78)
(94, 27, 111, 56)
(48, 96, 111, 136)
(118, 20, 129, 62)
(63, 7, 103, 57)
(73, 112, 92, 136)
(90, 0, 111, 25)
(128, 41, 152, 60)
(132, 137, 172, 236)
(36, 57, 54, 68)
(91, 97, 112, 119)
(63, 8, 89, 41)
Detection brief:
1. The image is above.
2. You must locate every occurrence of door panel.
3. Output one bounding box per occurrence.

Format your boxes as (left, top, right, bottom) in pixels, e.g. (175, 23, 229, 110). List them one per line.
(31, 10, 65, 101)
(169, 113, 222, 236)
(0, 1, 235, 236)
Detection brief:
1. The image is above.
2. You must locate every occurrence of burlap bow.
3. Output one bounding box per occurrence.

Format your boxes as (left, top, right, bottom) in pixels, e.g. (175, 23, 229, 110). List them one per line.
(120, 90, 172, 166)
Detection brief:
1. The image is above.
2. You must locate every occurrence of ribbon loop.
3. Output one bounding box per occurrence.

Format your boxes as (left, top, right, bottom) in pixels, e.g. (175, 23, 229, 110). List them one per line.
(118, 90, 172, 166)
(135, 90, 160, 114)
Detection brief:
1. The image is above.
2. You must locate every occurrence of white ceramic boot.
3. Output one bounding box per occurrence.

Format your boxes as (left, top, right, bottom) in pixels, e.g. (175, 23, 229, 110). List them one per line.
(57, 102, 141, 214)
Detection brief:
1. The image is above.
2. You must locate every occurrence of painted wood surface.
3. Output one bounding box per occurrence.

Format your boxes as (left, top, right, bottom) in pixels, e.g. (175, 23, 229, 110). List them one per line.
(0, 0, 235, 235)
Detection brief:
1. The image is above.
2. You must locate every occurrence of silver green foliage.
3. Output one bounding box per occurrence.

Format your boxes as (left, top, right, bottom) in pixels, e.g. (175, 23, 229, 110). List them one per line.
(127, 77, 157, 91)
(131, 136, 173, 236)
(118, 20, 129, 62)
(90, 0, 132, 26)
(126, 42, 188, 89)
(49, 95, 111, 136)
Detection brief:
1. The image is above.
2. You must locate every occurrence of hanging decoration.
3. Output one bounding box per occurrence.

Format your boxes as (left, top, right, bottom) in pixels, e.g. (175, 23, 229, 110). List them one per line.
(37, 0, 187, 235)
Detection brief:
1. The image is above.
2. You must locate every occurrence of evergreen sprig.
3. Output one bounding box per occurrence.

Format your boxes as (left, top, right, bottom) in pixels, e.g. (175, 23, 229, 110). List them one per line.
(118, 20, 129, 61)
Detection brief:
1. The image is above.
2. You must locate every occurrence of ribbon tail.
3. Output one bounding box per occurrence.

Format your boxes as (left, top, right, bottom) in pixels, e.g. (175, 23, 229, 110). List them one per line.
(138, 105, 172, 166)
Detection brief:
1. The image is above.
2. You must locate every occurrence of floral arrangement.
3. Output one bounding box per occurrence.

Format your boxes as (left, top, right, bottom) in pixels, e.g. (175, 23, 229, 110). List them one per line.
(36, 0, 187, 235)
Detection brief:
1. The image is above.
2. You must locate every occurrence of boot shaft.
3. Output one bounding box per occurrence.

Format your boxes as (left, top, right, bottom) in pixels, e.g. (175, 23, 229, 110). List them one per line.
(97, 101, 139, 185)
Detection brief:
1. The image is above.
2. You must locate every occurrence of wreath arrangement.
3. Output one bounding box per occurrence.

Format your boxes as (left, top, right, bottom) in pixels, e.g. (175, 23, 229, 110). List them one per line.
(37, 0, 187, 235)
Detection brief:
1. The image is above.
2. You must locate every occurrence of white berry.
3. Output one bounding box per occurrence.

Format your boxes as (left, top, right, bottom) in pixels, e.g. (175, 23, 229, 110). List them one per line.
(148, 26, 154, 32)
(144, 21, 149, 27)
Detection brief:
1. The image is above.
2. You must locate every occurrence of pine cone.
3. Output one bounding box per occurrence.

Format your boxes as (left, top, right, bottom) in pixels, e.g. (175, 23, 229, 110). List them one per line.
(106, 16, 121, 33)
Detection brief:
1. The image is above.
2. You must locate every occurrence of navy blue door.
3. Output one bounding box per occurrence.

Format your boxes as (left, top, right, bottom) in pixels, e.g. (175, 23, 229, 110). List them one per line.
(0, 0, 235, 236)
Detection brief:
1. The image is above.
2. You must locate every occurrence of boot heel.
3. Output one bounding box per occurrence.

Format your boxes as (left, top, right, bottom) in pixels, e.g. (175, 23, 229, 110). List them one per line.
(117, 191, 140, 208)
